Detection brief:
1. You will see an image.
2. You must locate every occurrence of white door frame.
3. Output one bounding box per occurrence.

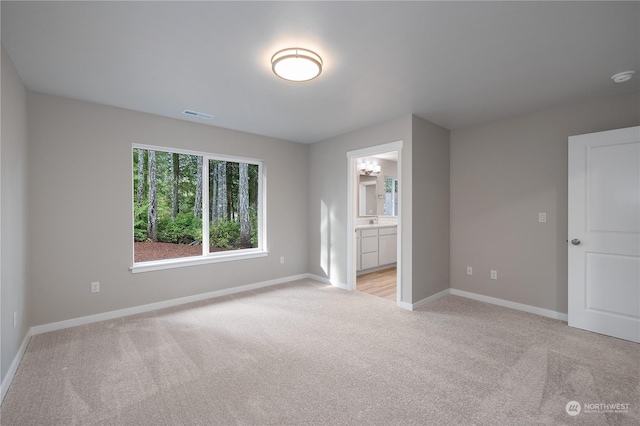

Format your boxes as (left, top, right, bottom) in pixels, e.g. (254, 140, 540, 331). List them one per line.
(347, 141, 403, 304)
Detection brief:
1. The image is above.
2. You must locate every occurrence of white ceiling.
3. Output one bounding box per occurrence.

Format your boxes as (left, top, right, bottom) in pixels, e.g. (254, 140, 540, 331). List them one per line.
(2, 1, 638, 144)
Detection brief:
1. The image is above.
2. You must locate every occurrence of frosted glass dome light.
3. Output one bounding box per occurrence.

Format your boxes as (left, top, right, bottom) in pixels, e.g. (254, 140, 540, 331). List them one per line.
(272, 48, 323, 82)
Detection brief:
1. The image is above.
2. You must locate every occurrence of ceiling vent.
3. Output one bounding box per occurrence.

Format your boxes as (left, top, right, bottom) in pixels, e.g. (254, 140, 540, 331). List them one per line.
(182, 109, 213, 120)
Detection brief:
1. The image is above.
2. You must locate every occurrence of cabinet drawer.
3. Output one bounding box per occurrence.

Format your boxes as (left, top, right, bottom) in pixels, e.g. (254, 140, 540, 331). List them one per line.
(361, 236, 378, 253)
(379, 226, 397, 236)
(360, 228, 378, 238)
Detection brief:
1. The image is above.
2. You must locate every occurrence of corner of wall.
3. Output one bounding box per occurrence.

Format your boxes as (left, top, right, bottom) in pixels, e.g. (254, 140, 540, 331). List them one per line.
(1, 43, 31, 385)
(410, 115, 451, 303)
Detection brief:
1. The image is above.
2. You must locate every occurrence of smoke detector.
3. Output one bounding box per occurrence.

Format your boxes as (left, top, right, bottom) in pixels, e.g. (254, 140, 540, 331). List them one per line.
(611, 71, 635, 83)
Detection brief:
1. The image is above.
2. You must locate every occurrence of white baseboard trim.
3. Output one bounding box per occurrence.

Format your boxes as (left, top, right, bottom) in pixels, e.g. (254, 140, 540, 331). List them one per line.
(397, 289, 451, 311)
(396, 301, 413, 311)
(306, 274, 348, 290)
(1, 328, 32, 404)
(412, 289, 451, 310)
(450, 289, 568, 322)
(31, 273, 310, 336)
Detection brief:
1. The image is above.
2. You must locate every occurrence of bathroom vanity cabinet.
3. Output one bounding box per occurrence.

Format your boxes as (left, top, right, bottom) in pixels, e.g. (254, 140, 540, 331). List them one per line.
(378, 227, 398, 266)
(356, 225, 397, 272)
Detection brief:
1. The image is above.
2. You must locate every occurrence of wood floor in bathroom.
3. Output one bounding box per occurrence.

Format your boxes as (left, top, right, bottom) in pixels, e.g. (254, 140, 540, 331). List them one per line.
(357, 267, 396, 301)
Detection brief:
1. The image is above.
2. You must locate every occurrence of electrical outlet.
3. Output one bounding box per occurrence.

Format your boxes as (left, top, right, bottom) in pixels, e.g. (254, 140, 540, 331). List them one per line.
(280, 256, 285, 264)
(91, 282, 100, 293)
(491, 270, 498, 280)
(13, 311, 17, 329)
(466, 266, 473, 275)
(539, 212, 547, 223)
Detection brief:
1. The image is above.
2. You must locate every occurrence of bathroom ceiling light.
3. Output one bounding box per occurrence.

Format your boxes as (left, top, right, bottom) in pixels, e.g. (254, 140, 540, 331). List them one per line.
(271, 48, 322, 82)
(611, 71, 635, 83)
(360, 162, 381, 175)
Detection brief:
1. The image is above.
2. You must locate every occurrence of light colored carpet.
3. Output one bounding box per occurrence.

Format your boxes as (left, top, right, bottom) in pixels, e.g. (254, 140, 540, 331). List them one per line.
(1, 279, 638, 425)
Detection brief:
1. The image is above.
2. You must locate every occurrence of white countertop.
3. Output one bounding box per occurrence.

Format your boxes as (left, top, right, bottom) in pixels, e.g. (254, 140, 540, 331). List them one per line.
(355, 224, 397, 230)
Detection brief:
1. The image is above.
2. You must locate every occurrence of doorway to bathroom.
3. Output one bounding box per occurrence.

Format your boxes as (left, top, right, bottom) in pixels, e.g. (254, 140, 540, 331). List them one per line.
(346, 141, 403, 304)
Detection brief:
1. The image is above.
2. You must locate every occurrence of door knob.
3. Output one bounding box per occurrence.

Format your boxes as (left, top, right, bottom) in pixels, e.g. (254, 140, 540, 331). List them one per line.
(571, 239, 581, 246)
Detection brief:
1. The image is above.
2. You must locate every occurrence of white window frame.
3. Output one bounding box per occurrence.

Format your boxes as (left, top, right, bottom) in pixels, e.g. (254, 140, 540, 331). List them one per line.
(130, 144, 268, 273)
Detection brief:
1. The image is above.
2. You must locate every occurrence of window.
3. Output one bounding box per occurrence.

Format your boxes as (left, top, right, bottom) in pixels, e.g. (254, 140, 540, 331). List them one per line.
(384, 176, 398, 216)
(132, 145, 265, 272)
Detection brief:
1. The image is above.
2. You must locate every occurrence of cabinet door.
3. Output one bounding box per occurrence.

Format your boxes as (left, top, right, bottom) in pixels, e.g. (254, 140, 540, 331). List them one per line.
(379, 234, 397, 265)
(361, 252, 379, 270)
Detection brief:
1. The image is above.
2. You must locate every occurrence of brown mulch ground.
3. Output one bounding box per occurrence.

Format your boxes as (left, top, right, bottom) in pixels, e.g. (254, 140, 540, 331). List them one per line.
(134, 242, 250, 263)
(134, 242, 202, 263)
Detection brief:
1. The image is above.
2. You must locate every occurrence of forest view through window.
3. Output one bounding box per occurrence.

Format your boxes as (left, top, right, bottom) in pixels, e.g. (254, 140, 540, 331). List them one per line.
(133, 146, 262, 264)
(384, 176, 398, 216)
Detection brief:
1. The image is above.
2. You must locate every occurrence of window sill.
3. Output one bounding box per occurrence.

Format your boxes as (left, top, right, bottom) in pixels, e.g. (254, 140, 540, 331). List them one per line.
(130, 249, 269, 274)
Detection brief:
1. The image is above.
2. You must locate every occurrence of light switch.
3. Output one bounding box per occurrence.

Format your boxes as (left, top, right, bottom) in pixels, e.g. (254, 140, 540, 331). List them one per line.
(538, 213, 547, 223)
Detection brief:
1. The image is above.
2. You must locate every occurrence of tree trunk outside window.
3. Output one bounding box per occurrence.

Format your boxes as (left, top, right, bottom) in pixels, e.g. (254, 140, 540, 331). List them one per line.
(239, 163, 250, 246)
(147, 150, 158, 241)
(170, 153, 180, 220)
(216, 161, 227, 222)
(136, 149, 145, 205)
(194, 156, 203, 218)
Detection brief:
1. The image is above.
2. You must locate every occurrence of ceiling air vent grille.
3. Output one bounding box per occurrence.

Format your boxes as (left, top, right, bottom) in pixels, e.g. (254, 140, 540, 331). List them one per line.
(182, 109, 213, 120)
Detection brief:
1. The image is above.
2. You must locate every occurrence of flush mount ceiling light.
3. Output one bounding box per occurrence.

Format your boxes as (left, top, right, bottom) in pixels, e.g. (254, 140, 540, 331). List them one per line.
(271, 48, 322, 82)
(611, 71, 636, 83)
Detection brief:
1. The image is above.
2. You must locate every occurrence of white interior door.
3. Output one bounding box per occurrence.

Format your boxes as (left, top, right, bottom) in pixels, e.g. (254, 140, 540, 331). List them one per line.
(568, 126, 640, 343)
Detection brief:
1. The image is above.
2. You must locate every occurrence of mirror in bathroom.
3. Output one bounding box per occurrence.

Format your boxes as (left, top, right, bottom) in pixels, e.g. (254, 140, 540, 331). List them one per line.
(358, 175, 378, 216)
(357, 153, 399, 217)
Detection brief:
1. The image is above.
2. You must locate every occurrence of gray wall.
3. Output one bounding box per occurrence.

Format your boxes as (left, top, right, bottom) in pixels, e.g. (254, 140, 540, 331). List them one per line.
(27, 92, 309, 326)
(411, 116, 450, 302)
(1, 45, 30, 382)
(308, 115, 414, 302)
(308, 114, 451, 305)
(450, 91, 640, 313)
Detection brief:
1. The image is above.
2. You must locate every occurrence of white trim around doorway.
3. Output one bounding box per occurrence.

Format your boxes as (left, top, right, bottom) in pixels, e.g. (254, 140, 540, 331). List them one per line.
(347, 141, 405, 308)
